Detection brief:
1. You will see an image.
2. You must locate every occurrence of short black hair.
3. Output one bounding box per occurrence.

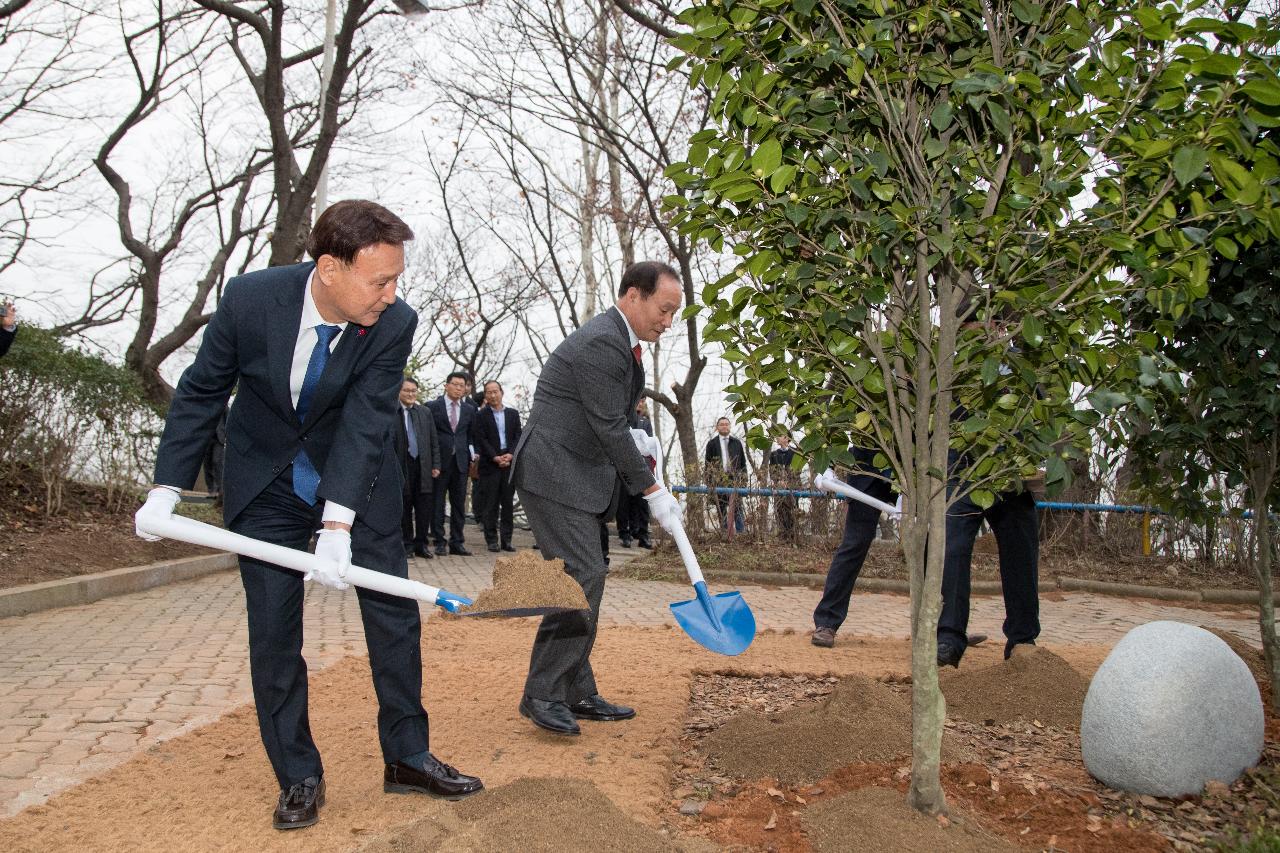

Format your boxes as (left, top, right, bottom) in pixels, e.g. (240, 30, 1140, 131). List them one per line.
(717, 416, 731, 425)
(446, 370, 470, 384)
(401, 377, 418, 388)
(483, 380, 503, 392)
(307, 199, 414, 265)
(619, 260, 681, 298)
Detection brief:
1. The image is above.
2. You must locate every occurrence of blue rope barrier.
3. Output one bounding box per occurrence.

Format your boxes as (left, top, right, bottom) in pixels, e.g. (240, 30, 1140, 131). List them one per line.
(669, 487, 1260, 519)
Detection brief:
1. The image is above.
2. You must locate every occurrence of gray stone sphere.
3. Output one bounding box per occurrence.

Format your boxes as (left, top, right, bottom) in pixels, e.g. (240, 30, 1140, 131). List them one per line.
(1081, 620, 1264, 797)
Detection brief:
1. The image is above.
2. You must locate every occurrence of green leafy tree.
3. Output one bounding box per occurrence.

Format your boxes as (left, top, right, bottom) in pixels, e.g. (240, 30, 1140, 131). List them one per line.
(665, 0, 1279, 813)
(1122, 236, 1280, 704)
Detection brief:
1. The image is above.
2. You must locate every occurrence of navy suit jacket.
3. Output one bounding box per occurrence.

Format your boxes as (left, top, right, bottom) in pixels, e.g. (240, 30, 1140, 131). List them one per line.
(474, 405, 522, 475)
(426, 395, 477, 476)
(153, 261, 415, 535)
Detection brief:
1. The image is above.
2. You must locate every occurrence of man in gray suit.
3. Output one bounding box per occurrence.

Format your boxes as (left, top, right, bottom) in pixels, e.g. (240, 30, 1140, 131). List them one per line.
(395, 377, 441, 559)
(511, 260, 685, 736)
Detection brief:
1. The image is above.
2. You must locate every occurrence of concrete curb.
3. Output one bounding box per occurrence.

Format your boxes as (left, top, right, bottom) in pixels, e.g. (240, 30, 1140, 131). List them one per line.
(0, 552, 237, 620)
(631, 567, 1273, 606)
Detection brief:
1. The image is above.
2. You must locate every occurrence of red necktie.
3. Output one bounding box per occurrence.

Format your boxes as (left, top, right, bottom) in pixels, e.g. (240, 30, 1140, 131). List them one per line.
(632, 344, 642, 364)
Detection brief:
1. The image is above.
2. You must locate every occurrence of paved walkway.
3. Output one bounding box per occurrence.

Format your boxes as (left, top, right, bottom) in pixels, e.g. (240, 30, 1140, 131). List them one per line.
(0, 529, 1262, 816)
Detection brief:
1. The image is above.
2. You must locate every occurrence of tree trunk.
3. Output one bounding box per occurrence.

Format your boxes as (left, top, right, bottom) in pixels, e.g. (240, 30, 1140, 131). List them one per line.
(905, 483, 949, 814)
(1249, 459, 1280, 708)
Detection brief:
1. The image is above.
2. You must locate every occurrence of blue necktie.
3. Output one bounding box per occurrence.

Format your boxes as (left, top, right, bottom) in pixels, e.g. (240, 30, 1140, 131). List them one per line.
(404, 408, 418, 459)
(292, 324, 341, 505)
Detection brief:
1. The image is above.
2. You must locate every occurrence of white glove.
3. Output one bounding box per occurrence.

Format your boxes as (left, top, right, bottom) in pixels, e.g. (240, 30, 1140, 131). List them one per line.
(629, 428, 653, 456)
(813, 468, 836, 492)
(644, 485, 683, 533)
(134, 486, 180, 541)
(308, 528, 352, 590)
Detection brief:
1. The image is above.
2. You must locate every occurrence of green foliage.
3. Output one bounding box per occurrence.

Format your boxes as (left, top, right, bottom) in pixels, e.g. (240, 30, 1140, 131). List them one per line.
(1122, 238, 1280, 520)
(0, 326, 162, 513)
(665, 0, 1280, 500)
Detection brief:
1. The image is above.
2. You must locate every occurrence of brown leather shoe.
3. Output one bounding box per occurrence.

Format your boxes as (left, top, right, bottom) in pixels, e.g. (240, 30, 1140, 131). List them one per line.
(384, 753, 483, 800)
(272, 776, 324, 830)
(811, 626, 836, 648)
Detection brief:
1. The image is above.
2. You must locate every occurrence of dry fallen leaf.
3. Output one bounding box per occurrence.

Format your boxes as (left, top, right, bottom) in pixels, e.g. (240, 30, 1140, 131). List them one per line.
(794, 795, 806, 804)
(766, 787, 784, 799)
(936, 814, 951, 828)
(764, 811, 777, 831)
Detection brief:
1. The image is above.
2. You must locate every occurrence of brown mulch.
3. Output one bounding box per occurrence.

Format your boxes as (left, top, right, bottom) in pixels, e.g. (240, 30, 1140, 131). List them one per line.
(941, 645, 1092, 729)
(0, 476, 215, 589)
(701, 674, 965, 785)
(671, 666, 1280, 852)
(1205, 626, 1273, 707)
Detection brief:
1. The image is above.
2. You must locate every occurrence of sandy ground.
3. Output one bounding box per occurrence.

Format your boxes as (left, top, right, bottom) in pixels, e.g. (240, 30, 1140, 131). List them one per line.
(0, 618, 1110, 852)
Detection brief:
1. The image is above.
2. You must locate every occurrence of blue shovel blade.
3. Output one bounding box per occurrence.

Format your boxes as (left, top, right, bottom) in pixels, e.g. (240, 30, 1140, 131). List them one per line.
(670, 581, 756, 656)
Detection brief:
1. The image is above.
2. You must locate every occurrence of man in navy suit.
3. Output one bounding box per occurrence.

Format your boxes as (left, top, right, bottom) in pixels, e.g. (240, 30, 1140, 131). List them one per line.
(474, 379, 522, 552)
(426, 371, 477, 555)
(134, 201, 482, 831)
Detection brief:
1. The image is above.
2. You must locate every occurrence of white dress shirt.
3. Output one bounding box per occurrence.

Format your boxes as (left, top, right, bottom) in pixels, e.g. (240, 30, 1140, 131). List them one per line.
(294, 272, 354, 526)
(720, 435, 730, 472)
(612, 305, 640, 350)
(491, 404, 508, 451)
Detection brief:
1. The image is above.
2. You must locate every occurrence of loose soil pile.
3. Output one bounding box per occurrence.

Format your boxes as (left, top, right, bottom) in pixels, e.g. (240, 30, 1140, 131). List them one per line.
(361, 778, 703, 853)
(941, 645, 1090, 728)
(802, 786, 1018, 853)
(702, 674, 963, 784)
(457, 550, 589, 616)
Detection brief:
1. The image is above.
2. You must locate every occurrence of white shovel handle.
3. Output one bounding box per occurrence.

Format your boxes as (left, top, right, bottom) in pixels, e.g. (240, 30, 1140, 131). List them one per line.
(139, 512, 445, 603)
(814, 471, 900, 515)
(634, 431, 705, 586)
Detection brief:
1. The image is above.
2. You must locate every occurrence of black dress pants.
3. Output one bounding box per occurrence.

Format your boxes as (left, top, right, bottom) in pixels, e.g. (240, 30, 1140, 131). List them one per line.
(937, 488, 1040, 655)
(401, 461, 432, 552)
(476, 465, 515, 547)
(812, 471, 894, 631)
(230, 469, 429, 788)
(432, 464, 469, 549)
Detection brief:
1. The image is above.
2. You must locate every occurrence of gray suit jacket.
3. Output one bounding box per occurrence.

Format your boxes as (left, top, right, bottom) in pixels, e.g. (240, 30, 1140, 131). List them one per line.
(512, 307, 656, 515)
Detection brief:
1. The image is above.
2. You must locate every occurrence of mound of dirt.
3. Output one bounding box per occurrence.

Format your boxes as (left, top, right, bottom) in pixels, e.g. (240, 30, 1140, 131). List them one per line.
(803, 787, 1018, 853)
(941, 645, 1088, 728)
(702, 674, 963, 785)
(1204, 626, 1271, 706)
(457, 550, 589, 616)
(361, 778, 687, 853)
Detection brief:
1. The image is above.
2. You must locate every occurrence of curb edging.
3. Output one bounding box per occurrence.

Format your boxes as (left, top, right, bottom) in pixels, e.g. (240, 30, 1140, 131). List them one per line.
(0, 552, 237, 620)
(623, 566, 1274, 606)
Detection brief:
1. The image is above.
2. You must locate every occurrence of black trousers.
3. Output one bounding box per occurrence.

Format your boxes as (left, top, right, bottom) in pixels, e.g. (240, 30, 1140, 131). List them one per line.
(812, 471, 893, 631)
(615, 492, 650, 541)
(400, 460, 432, 552)
(476, 464, 515, 547)
(431, 464, 469, 549)
(230, 469, 429, 788)
(937, 488, 1040, 655)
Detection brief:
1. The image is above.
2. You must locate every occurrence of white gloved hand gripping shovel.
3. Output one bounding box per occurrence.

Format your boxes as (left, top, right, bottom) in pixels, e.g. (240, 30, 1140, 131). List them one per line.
(632, 431, 756, 656)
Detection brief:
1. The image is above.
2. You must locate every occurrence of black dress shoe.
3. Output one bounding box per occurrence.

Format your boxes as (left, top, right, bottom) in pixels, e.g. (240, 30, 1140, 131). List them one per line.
(569, 694, 636, 721)
(501, 543, 516, 552)
(434, 545, 448, 556)
(384, 753, 483, 800)
(273, 775, 324, 830)
(413, 545, 433, 559)
(450, 546, 473, 556)
(519, 695, 580, 735)
(636, 538, 652, 549)
(937, 641, 964, 668)
(487, 544, 500, 553)
(620, 537, 633, 548)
